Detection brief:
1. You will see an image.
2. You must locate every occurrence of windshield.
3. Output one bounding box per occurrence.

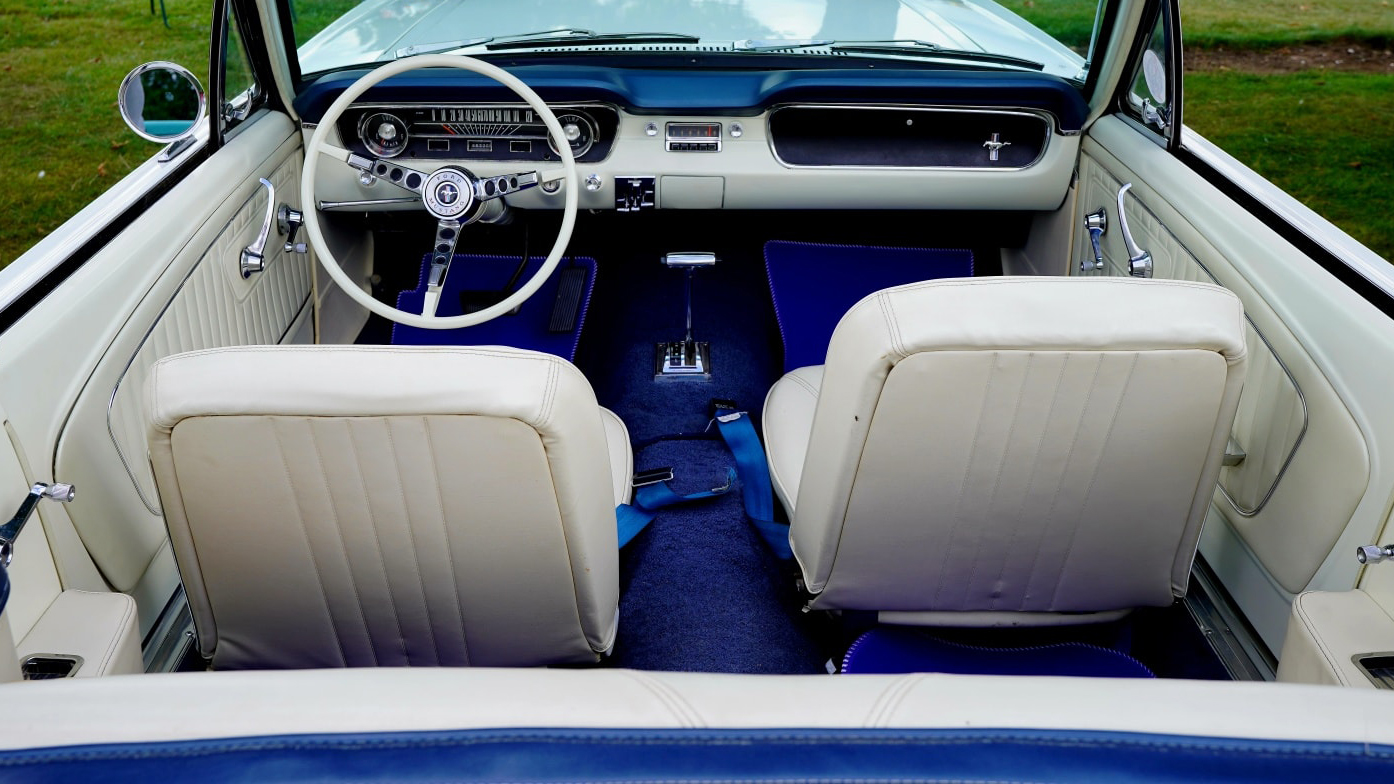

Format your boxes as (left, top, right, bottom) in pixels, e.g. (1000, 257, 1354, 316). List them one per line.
(291, 0, 1099, 84)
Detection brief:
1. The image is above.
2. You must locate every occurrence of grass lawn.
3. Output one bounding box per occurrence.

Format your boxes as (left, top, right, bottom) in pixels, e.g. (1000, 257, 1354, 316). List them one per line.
(1187, 70, 1394, 261)
(0, 0, 1390, 268)
(0, 0, 211, 266)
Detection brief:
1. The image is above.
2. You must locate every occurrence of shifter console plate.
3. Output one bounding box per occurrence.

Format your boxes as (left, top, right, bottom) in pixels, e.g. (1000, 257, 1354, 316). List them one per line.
(655, 341, 711, 380)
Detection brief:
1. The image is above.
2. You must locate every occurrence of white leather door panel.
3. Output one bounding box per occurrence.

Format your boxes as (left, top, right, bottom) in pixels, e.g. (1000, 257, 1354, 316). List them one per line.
(0, 111, 312, 634)
(1074, 117, 1394, 651)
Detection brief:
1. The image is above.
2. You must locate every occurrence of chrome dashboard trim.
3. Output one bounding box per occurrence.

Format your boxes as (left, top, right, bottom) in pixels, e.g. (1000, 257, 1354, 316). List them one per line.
(766, 104, 1057, 172)
(340, 101, 621, 164)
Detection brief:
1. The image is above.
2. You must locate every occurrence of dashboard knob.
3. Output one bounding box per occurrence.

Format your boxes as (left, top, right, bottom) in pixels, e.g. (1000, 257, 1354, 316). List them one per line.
(564, 123, 582, 142)
(377, 123, 397, 141)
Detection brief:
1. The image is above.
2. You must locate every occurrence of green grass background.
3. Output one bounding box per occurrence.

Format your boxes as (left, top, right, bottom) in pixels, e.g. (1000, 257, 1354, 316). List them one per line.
(1, 0, 1391, 267)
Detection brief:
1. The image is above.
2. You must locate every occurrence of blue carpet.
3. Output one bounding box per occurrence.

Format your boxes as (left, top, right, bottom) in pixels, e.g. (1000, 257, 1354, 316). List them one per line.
(392, 254, 595, 361)
(579, 251, 781, 444)
(842, 627, 1154, 678)
(764, 241, 973, 371)
(612, 438, 825, 673)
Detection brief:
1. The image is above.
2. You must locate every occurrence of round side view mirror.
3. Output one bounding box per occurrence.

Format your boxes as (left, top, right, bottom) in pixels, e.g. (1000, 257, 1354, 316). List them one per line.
(119, 61, 206, 143)
(1141, 49, 1167, 101)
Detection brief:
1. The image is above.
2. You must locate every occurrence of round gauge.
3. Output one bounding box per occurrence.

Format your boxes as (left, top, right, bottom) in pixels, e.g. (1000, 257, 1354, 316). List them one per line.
(547, 112, 596, 159)
(358, 112, 408, 158)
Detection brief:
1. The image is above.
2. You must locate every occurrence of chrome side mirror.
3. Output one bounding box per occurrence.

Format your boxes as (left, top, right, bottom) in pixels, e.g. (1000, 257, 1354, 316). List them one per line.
(118, 61, 206, 143)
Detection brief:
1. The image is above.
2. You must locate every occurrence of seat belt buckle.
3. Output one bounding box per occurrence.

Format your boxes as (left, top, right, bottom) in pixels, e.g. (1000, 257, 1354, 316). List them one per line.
(709, 398, 744, 423)
(633, 467, 675, 487)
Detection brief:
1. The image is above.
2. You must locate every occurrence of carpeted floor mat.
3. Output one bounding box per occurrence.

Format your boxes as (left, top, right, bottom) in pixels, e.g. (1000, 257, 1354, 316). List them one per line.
(392, 254, 595, 361)
(579, 249, 782, 444)
(764, 241, 973, 371)
(611, 437, 826, 674)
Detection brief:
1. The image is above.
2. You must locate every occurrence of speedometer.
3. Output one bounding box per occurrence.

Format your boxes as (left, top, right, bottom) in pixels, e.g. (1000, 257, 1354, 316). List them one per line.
(547, 112, 596, 158)
(359, 112, 409, 158)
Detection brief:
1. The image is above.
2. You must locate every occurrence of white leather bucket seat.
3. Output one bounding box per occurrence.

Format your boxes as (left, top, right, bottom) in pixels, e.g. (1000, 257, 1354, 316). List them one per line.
(763, 277, 1247, 626)
(147, 345, 631, 669)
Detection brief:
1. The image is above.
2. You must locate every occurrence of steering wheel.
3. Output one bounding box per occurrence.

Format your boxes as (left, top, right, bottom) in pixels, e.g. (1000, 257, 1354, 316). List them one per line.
(301, 55, 579, 329)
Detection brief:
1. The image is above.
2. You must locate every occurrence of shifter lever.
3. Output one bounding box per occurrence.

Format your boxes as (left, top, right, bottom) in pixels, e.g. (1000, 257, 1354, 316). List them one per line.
(656, 252, 716, 379)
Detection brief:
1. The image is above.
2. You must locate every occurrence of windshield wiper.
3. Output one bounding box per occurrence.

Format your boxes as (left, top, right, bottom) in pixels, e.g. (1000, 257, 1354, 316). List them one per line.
(395, 29, 600, 59)
(485, 31, 700, 51)
(830, 40, 1044, 71)
(736, 39, 1041, 70)
(396, 37, 494, 58)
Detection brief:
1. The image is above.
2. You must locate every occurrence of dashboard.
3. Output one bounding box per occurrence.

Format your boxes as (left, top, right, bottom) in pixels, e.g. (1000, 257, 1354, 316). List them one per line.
(297, 65, 1087, 214)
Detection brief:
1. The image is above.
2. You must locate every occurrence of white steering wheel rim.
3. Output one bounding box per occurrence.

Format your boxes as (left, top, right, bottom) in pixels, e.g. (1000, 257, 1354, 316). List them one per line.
(301, 55, 579, 329)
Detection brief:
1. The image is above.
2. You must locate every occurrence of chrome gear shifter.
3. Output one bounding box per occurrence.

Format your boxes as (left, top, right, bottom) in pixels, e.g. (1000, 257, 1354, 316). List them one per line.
(655, 252, 716, 379)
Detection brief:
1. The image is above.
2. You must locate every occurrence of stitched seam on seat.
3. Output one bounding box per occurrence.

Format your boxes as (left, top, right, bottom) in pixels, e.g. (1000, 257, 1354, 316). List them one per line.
(273, 421, 351, 667)
(384, 418, 440, 666)
(422, 420, 470, 666)
(930, 355, 997, 608)
(308, 420, 379, 666)
(541, 442, 593, 654)
(1050, 353, 1138, 609)
(1293, 593, 1348, 686)
(1022, 354, 1102, 603)
(787, 371, 819, 398)
(95, 593, 135, 674)
(878, 293, 907, 359)
(865, 674, 924, 728)
(538, 359, 559, 429)
(967, 353, 1034, 611)
(771, 374, 820, 509)
(623, 671, 704, 728)
(994, 354, 1067, 610)
(345, 420, 410, 665)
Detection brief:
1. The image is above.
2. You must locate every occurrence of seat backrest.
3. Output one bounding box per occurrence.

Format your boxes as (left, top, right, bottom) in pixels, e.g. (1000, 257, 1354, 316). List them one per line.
(147, 345, 619, 669)
(792, 277, 1247, 624)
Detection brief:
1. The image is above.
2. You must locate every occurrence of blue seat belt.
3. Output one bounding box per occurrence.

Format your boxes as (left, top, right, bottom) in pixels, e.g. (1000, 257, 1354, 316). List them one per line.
(614, 404, 792, 560)
(616, 468, 735, 548)
(711, 410, 794, 560)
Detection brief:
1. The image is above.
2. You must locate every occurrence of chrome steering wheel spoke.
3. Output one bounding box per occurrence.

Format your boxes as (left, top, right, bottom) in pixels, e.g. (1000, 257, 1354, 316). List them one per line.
(344, 153, 431, 194)
(421, 220, 463, 318)
(473, 170, 543, 201)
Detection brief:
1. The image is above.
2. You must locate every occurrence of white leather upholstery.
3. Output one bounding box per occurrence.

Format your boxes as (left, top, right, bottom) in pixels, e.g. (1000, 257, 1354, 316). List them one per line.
(764, 277, 1247, 623)
(6, 668, 1394, 750)
(1276, 590, 1394, 687)
(146, 345, 628, 669)
(16, 591, 143, 678)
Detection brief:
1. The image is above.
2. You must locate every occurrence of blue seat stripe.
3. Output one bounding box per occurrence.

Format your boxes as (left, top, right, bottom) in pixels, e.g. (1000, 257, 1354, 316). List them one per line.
(4, 727, 1392, 782)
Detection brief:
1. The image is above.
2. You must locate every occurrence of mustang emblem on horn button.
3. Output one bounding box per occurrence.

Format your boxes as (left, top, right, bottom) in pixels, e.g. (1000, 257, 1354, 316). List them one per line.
(435, 182, 460, 205)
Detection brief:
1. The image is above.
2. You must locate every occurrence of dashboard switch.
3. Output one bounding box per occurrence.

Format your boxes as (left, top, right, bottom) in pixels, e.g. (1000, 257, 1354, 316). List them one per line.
(615, 176, 656, 212)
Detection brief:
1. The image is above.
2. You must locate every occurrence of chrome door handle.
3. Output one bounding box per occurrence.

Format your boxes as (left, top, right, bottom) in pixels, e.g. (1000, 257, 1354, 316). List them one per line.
(1116, 183, 1153, 278)
(1082, 208, 1107, 272)
(240, 178, 275, 278)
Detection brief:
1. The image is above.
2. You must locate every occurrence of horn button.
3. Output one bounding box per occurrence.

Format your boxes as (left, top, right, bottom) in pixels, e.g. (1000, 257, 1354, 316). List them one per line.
(422, 167, 478, 221)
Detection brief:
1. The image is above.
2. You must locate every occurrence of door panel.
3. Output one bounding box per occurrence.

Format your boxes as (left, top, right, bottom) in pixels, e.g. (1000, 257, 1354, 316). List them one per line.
(58, 115, 312, 616)
(1075, 116, 1394, 651)
(0, 111, 311, 634)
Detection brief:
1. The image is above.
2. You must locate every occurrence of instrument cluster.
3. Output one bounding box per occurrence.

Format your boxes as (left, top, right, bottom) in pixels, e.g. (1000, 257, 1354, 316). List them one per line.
(339, 103, 619, 164)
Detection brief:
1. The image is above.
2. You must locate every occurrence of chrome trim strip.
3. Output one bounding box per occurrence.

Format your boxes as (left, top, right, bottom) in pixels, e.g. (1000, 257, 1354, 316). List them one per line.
(318, 197, 422, 210)
(765, 104, 1056, 172)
